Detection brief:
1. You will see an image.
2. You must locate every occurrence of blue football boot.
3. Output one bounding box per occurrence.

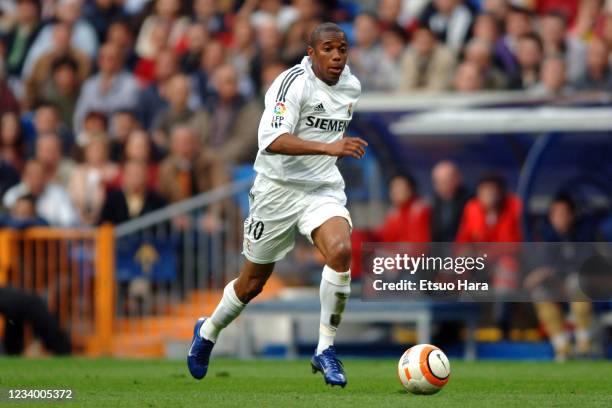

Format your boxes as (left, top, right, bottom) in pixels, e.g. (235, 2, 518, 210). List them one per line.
(311, 346, 347, 388)
(187, 317, 215, 380)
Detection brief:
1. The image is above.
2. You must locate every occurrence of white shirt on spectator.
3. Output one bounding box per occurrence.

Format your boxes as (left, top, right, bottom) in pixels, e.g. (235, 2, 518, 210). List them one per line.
(3, 183, 79, 227)
(21, 20, 99, 78)
(73, 71, 140, 133)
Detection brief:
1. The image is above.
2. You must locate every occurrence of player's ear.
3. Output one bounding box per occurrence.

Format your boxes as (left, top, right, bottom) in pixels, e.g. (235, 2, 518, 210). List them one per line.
(307, 45, 314, 58)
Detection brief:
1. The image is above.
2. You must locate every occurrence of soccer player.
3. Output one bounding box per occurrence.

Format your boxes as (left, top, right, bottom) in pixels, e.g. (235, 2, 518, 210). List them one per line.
(187, 22, 366, 388)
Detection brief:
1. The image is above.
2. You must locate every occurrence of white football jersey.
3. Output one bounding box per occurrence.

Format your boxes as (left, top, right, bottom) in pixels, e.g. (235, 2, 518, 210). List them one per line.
(254, 56, 361, 188)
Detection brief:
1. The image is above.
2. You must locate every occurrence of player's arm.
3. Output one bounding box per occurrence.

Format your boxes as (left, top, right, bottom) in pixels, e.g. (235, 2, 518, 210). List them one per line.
(259, 71, 367, 159)
(266, 133, 368, 159)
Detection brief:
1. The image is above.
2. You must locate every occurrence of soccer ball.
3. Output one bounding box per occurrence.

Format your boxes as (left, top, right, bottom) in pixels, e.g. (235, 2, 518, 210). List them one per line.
(397, 344, 450, 395)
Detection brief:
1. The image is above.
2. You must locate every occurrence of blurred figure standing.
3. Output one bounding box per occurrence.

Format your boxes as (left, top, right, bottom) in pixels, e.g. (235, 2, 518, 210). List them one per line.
(430, 161, 471, 242)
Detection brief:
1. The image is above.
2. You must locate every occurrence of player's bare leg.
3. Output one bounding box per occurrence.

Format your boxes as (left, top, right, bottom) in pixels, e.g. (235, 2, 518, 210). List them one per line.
(188, 261, 274, 379)
(310, 216, 352, 387)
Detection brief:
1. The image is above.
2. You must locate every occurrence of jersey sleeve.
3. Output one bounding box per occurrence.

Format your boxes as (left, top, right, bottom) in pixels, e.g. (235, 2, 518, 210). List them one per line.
(257, 69, 305, 153)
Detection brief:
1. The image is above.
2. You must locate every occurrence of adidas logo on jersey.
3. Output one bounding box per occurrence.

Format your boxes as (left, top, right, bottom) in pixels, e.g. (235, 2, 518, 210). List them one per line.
(313, 102, 326, 113)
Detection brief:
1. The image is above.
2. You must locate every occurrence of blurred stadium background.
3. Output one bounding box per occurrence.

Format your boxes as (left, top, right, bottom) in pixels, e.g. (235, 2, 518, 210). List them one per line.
(1, 0, 612, 362)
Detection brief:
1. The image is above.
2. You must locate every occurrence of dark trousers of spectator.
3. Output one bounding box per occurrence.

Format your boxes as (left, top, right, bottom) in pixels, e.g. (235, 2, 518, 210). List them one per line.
(0, 287, 71, 355)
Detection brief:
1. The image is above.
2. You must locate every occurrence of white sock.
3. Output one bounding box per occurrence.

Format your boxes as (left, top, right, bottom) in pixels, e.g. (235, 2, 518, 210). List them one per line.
(551, 332, 569, 352)
(575, 329, 591, 344)
(200, 279, 246, 342)
(316, 265, 351, 355)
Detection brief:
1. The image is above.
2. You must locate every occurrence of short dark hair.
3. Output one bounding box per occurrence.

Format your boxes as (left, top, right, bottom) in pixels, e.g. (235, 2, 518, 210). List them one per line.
(477, 173, 507, 194)
(518, 32, 543, 52)
(551, 193, 576, 214)
(51, 55, 79, 74)
(390, 172, 418, 194)
(309, 22, 346, 47)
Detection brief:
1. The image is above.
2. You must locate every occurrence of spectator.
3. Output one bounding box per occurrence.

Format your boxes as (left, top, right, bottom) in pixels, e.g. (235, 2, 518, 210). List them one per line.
(152, 73, 195, 151)
(98, 160, 166, 225)
(243, 0, 297, 33)
(400, 27, 456, 91)
(349, 12, 384, 92)
(430, 160, 471, 242)
(1, 111, 26, 173)
(377, 0, 404, 31)
(472, 11, 501, 45)
(22, 0, 98, 75)
(34, 133, 74, 189)
(137, 48, 178, 130)
(192, 64, 262, 165)
(526, 195, 595, 361)
(508, 33, 543, 89)
(158, 125, 225, 204)
(105, 18, 138, 70)
(494, 5, 533, 77)
(351, 173, 431, 278)
(456, 173, 522, 243)
(31, 102, 72, 154)
(250, 18, 284, 93)
(108, 109, 141, 160)
(191, 40, 225, 109)
(419, 0, 474, 54)
(529, 57, 572, 97)
(22, 23, 91, 110)
(0, 193, 48, 228)
(228, 17, 257, 98)
(260, 61, 288, 95)
(572, 37, 612, 91)
(454, 61, 484, 92)
(191, 0, 224, 33)
(3, 0, 41, 77)
(373, 26, 407, 92)
(73, 42, 139, 133)
(133, 18, 171, 86)
(456, 173, 521, 297)
(68, 134, 118, 225)
(77, 110, 108, 147)
(463, 38, 508, 89)
(3, 160, 78, 227)
(539, 11, 587, 83)
(281, 17, 320, 67)
(111, 129, 159, 190)
(135, 0, 189, 56)
(179, 23, 209, 74)
(83, 0, 126, 42)
(36, 56, 82, 126)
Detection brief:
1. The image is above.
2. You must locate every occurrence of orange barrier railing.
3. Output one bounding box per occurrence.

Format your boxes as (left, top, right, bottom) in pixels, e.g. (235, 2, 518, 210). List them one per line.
(0, 225, 114, 355)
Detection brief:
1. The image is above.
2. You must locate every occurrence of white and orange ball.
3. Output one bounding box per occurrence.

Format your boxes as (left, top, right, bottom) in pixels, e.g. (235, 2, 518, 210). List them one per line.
(397, 344, 450, 395)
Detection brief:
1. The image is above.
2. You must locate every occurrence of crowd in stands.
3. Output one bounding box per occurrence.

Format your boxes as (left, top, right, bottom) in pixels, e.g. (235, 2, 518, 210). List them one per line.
(2, 0, 612, 228)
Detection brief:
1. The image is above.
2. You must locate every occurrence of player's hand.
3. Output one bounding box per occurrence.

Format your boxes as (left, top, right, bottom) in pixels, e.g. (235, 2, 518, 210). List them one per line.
(325, 137, 368, 159)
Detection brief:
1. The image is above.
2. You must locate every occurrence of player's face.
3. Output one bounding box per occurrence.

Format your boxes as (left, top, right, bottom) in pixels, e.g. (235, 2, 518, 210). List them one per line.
(308, 31, 348, 86)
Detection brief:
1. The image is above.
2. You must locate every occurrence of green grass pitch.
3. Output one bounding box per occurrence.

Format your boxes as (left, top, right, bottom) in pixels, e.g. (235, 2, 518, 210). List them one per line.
(0, 358, 611, 407)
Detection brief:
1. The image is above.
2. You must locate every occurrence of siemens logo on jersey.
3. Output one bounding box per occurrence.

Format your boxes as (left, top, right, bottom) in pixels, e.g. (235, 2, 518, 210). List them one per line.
(306, 116, 350, 132)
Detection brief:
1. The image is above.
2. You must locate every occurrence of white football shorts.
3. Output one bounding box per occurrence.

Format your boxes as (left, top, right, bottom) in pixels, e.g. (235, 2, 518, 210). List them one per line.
(242, 174, 352, 264)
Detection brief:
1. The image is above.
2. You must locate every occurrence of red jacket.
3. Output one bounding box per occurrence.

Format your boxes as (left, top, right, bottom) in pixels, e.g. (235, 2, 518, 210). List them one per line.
(373, 198, 431, 242)
(455, 195, 522, 243)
